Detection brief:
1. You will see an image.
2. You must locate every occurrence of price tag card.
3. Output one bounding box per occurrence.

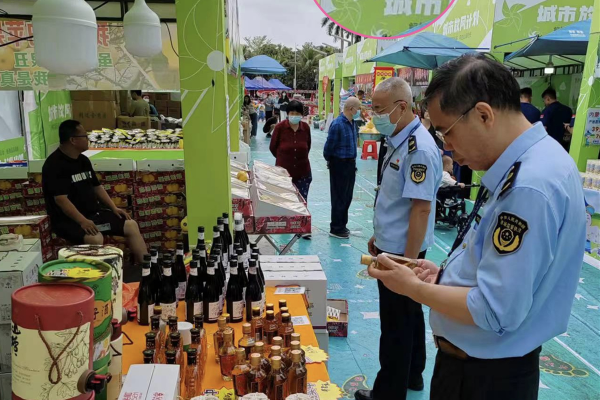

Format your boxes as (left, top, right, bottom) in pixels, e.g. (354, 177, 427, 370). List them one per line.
(217, 388, 235, 400)
(302, 345, 329, 363)
(274, 286, 306, 295)
(307, 380, 343, 400)
(291, 315, 311, 326)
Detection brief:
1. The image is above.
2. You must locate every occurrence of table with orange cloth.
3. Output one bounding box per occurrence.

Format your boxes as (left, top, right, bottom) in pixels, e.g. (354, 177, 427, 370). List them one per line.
(122, 286, 330, 390)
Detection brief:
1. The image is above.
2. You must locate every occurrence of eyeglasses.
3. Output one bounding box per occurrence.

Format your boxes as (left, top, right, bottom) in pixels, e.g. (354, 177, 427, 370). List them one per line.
(372, 99, 406, 117)
(435, 105, 475, 144)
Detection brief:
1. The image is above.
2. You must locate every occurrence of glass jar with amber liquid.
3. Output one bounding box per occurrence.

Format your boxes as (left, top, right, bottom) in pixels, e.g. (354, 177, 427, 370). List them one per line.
(276, 300, 287, 326)
(232, 348, 250, 398)
(238, 323, 256, 359)
(213, 316, 228, 363)
(145, 332, 158, 363)
(219, 329, 236, 381)
(247, 353, 268, 394)
(251, 307, 264, 342)
(263, 310, 278, 348)
(287, 350, 307, 394)
(278, 313, 294, 348)
(251, 342, 271, 375)
(184, 348, 201, 399)
(267, 356, 289, 400)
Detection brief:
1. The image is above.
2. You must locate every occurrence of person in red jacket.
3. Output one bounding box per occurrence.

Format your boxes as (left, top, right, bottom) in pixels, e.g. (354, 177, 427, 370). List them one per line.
(269, 100, 312, 238)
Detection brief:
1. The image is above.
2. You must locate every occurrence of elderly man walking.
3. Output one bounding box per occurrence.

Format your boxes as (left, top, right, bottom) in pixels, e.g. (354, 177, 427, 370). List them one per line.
(324, 97, 362, 239)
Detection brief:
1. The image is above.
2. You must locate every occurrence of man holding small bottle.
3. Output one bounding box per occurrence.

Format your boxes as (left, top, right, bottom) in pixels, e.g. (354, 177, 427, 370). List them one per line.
(356, 78, 441, 400)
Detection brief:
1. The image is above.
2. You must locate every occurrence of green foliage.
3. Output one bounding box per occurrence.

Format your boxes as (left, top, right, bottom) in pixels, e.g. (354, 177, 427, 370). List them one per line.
(242, 36, 337, 90)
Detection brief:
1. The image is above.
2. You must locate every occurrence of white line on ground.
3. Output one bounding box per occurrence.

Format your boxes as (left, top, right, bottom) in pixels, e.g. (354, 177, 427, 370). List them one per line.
(553, 337, 600, 377)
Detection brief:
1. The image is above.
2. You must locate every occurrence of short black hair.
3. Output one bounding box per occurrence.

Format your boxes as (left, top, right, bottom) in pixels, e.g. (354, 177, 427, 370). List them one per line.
(287, 100, 303, 114)
(541, 88, 557, 100)
(357, 90, 365, 96)
(263, 116, 278, 133)
(520, 87, 533, 97)
(59, 120, 83, 143)
(131, 90, 142, 97)
(424, 53, 520, 115)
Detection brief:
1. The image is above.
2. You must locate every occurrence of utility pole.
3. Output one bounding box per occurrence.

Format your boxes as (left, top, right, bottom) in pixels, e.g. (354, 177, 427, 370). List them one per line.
(294, 43, 297, 90)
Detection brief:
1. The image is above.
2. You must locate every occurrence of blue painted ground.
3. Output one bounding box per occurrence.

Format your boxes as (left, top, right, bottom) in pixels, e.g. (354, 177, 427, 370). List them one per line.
(249, 123, 600, 399)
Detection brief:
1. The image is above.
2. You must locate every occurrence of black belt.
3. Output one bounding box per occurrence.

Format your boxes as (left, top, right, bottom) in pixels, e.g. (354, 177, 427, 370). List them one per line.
(434, 336, 470, 360)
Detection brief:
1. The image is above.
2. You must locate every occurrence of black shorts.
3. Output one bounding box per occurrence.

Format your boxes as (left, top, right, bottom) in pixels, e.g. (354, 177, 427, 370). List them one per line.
(52, 209, 126, 244)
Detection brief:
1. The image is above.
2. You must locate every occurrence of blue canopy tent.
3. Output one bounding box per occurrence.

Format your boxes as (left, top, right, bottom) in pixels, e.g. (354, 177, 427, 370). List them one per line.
(268, 79, 292, 90)
(503, 19, 590, 70)
(244, 76, 275, 90)
(241, 55, 287, 75)
(367, 32, 484, 70)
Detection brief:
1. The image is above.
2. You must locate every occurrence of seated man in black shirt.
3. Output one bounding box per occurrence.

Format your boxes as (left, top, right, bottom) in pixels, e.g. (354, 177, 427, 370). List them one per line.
(42, 120, 148, 263)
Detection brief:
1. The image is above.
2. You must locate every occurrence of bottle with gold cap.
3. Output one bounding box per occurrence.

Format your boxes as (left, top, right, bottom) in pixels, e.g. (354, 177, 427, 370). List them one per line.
(267, 356, 289, 400)
(251, 306, 264, 342)
(248, 353, 268, 393)
(232, 348, 250, 398)
(239, 323, 256, 359)
(219, 329, 237, 381)
(271, 338, 291, 370)
(222, 312, 236, 343)
(360, 253, 417, 270)
(266, 303, 275, 313)
(278, 313, 294, 348)
(289, 341, 306, 366)
(287, 350, 307, 394)
(263, 310, 278, 347)
(276, 299, 287, 326)
(213, 316, 228, 363)
(251, 342, 271, 375)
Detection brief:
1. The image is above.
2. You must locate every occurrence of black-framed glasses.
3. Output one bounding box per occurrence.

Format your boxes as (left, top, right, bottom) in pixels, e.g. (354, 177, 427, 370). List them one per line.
(435, 104, 476, 144)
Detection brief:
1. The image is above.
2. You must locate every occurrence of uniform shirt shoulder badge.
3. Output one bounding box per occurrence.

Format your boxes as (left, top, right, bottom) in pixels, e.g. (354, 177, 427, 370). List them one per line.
(492, 211, 529, 255)
(408, 136, 417, 154)
(499, 161, 521, 199)
(411, 164, 427, 184)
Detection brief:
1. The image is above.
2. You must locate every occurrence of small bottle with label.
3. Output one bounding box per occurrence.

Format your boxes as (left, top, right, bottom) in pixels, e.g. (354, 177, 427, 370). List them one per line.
(267, 356, 289, 400)
(247, 353, 268, 394)
(144, 332, 158, 363)
(278, 313, 294, 349)
(193, 314, 208, 365)
(213, 316, 228, 363)
(251, 342, 271, 375)
(251, 306, 264, 342)
(232, 348, 250, 398)
(289, 341, 306, 367)
(271, 339, 291, 370)
(219, 329, 236, 381)
(238, 323, 256, 359)
(150, 315, 163, 362)
(184, 348, 201, 399)
(287, 350, 307, 394)
(263, 310, 278, 349)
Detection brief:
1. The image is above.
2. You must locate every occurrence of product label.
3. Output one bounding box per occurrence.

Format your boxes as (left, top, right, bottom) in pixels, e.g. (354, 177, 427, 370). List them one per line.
(200, 250, 206, 257)
(92, 330, 111, 362)
(232, 300, 244, 320)
(94, 299, 112, 328)
(12, 322, 91, 400)
(160, 302, 177, 320)
(176, 282, 187, 300)
(187, 301, 203, 321)
(151, 255, 158, 263)
(233, 373, 248, 397)
(230, 266, 238, 275)
(254, 326, 263, 342)
(207, 267, 215, 275)
(250, 379, 267, 393)
(220, 354, 236, 378)
(137, 303, 154, 325)
(176, 249, 184, 256)
(190, 268, 198, 276)
(274, 383, 285, 400)
(294, 376, 307, 393)
(219, 294, 224, 312)
(229, 244, 234, 258)
(208, 301, 220, 321)
(261, 293, 266, 315)
(251, 300, 262, 313)
(214, 232, 220, 238)
(142, 268, 150, 276)
(199, 232, 205, 241)
(163, 267, 172, 276)
(249, 267, 257, 274)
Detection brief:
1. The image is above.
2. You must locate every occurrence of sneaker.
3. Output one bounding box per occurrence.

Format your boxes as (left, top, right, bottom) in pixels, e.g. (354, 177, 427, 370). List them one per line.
(266, 133, 272, 138)
(354, 390, 374, 400)
(301, 234, 312, 240)
(329, 231, 350, 239)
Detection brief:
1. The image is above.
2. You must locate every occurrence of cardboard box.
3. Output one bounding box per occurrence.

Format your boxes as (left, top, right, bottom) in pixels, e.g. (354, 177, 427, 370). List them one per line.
(262, 256, 327, 329)
(254, 215, 311, 234)
(72, 100, 117, 130)
(0, 216, 51, 247)
(0, 324, 10, 372)
(0, 239, 41, 255)
(326, 299, 349, 337)
(117, 116, 151, 130)
(0, 372, 10, 399)
(135, 205, 185, 221)
(134, 193, 186, 208)
(71, 90, 117, 102)
(118, 364, 180, 400)
(0, 252, 42, 326)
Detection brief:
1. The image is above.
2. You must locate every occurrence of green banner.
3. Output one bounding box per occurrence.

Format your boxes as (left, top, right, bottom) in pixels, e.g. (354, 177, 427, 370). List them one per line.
(0, 137, 25, 162)
(493, 0, 594, 53)
(431, 0, 495, 49)
(320, 54, 337, 79)
(356, 39, 377, 75)
(29, 91, 72, 159)
(343, 44, 357, 77)
(319, 0, 451, 37)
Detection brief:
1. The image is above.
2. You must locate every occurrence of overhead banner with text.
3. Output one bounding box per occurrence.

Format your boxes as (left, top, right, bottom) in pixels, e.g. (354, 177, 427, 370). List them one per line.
(0, 21, 180, 91)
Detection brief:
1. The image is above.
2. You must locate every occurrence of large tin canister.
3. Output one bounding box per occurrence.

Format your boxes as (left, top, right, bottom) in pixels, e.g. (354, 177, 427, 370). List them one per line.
(11, 283, 95, 400)
(39, 258, 113, 341)
(59, 245, 124, 323)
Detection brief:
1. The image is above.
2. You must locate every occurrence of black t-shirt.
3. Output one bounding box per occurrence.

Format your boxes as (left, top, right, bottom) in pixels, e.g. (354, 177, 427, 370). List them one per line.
(42, 149, 100, 222)
(541, 101, 572, 144)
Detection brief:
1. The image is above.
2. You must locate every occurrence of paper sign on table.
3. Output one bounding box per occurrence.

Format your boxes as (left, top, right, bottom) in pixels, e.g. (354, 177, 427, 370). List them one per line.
(291, 315, 311, 326)
(307, 381, 343, 400)
(217, 388, 235, 400)
(302, 345, 329, 363)
(274, 286, 306, 295)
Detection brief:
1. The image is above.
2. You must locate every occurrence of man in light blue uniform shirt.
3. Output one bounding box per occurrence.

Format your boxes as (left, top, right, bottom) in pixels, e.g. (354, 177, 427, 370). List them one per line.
(355, 78, 441, 400)
(369, 54, 585, 400)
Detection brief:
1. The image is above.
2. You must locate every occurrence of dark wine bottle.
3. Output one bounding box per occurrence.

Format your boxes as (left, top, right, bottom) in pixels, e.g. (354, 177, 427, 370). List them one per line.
(160, 259, 177, 320)
(197, 226, 205, 248)
(137, 260, 155, 325)
(236, 245, 249, 304)
(251, 252, 265, 290)
(250, 254, 265, 314)
(186, 254, 203, 323)
(217, 217, 230, 274)
(234, 213, 249, 264)
(198, 243, 208, 288)
(149, 249, 161, 302)
(203, 258, 221, 323)
(245, 259, 263, 322)
(211, 248, 226, 313)
(174, 243, 187, 301)
(154, 252, 164, 305)
(222, 212, 234, 263)
(226, 258, 244, 323)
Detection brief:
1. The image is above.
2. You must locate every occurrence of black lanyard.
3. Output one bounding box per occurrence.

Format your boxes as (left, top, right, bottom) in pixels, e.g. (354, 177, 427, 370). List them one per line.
(448, 186, 489, 256)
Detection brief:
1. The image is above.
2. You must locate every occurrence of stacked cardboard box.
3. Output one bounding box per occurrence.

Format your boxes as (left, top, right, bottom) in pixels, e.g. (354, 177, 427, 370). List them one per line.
(0, 216, 52, 262)
(21, 160, 45, 216)
(0, 166, 27, 217)
(71, 91, 118, 131)
(135, 160, 186, 251)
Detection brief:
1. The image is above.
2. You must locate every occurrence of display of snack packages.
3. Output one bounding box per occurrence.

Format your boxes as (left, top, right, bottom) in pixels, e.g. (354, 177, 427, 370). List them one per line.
(253, 160, 290, 177)
(22, 159, 45, 198)
(0, 165, 27, 216)
(253, 170, 296, 192)
(0, 215, 53, 260)
(88, 128, 183, 149)
(91, 159, 136, 197)
(230, 159, 249, 171)
(135, 160, 186, 195)
(251, 188, 310, 234)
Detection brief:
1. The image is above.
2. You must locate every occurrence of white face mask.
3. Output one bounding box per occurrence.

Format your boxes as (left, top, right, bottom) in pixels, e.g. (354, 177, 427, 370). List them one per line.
(143, 98, 150, 103)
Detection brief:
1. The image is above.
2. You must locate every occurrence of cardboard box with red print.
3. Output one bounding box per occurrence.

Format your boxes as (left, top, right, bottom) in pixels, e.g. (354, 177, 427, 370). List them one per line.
(326, 299, 349, 337)
(133, 193, 186, 208)
(134, 205, 186, 221)
(0, 215, 51, 246)
(254, 215, 311, 234)
(135, 160, 186, 195)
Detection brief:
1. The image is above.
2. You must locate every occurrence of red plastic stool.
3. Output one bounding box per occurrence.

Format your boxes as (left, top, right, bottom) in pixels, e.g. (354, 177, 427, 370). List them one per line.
(361, 140, 378, 160)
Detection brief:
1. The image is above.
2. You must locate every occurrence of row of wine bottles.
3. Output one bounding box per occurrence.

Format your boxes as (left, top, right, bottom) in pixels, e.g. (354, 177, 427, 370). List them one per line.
(137, 212, 267, 325)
